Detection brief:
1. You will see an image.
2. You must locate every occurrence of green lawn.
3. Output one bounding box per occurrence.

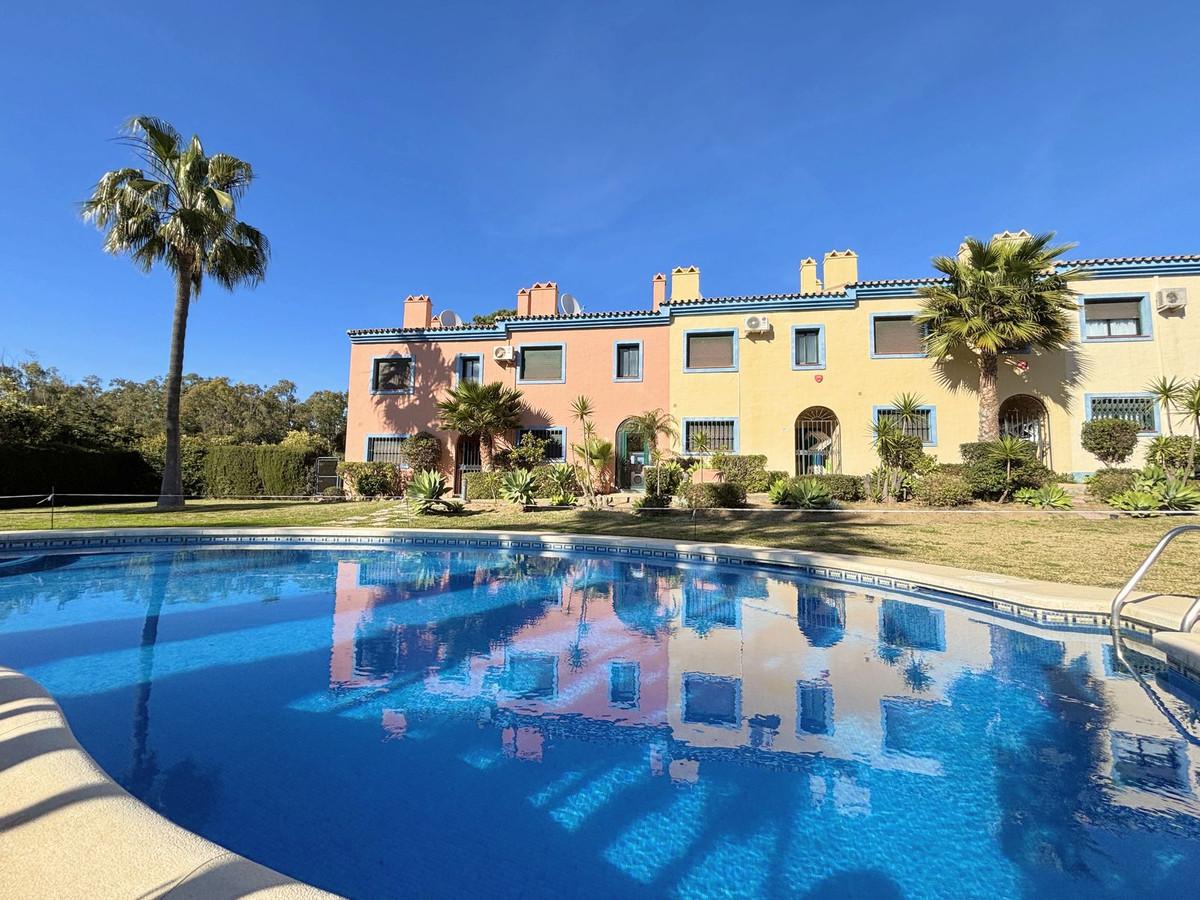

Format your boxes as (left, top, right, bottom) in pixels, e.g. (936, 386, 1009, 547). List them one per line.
(1, 499, 1196, 595)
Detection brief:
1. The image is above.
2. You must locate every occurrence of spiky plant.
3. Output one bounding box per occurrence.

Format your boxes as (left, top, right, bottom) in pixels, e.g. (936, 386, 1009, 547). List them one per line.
(1144, 375, 1189, 436)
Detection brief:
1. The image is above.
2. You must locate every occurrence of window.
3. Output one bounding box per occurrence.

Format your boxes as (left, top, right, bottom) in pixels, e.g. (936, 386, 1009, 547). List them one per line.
(614, 341, 642, 381)
(502, 652, 558, 699)
(878, 599, 946, 652)
(792, 326, 824, 369)
(518, 344, 565, 383)
(796, 681, 833, 735)
(517, 426, 566, 461)
(874, 406, 936, 445)
(365, 435, 407, 465)
(456, 354, 482, 385)
(609, 661, 640, 707)
(682, 673, 741, 727)
(371, 357, 413, 393)
(684, 330, 737, 371)
(870, 314, 927, 358)
(1082, 296, 1150, 341)
(683, 418, 737, 454)
(1087, 394, 1158, 433)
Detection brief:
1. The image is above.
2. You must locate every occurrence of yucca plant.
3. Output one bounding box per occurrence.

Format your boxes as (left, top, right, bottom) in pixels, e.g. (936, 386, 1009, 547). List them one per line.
(1145, 375, 1189, 436)
(1179, 379, 1200, 477)
(986, 435, 1037, 502)
(501, 468, 538, 505)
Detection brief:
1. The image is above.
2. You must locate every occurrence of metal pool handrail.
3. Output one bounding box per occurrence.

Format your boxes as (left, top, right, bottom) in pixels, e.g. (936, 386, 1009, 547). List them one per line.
(1110, 524, 1200, 633)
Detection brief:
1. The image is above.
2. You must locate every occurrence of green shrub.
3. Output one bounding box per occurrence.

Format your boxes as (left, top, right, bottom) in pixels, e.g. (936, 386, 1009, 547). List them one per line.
(1109, 489, 1160, 515)
(338, 461, 406, 498)
(633, 494, 673, 510)
(0, 443, 157, 505)
(532, 463, 579, 498)
(506, 432, 549, 470)
(465, 470, 503, 501)
(959, 441, 1051, 499)
(1081, 417, 1140, 467)
(255, 446, 311, 496)
(1085, 469, 1136, 501)
(1147, 435, 1196, 474)
(643, 461, 688, 497)
(502, 468, 538, 505)
(809, 473, 864, 501)
(402, 431, 443, 472)
(203, 446, 262, 496)
(137, 434, 210, 496)
(765, 470, 789, 489)
(681, 481, 747, 508)
(710, 453, 774, 492)
(912, 472, 973, 507)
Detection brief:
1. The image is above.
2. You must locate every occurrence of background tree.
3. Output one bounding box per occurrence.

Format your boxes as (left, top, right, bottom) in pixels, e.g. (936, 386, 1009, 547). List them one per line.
(470, 307, 517, 326)
(917, 232, 1079, 441)
(296, 390, 348, 451)
(436, 380, 524, 470)
(83, 116, 269, 507)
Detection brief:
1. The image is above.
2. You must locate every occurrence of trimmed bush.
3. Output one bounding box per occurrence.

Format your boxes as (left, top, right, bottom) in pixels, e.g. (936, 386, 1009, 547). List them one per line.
(1081, 417, 1140, 467)
(403, 431, 443, 472)
(0, 443, 157, 506)
(1085, 468, 1136, 501)
(809, 473, 864, 501)
(465, 470, 504, 500)
(912, 472, 973, 507)
(338, 461, 407, 498)
(959, 442, 1051, 499)
(710, 453, 774, 492)
(201, 445, 312, 497)
(256, 446, 311, 495)
(681, 481, 747, 509)
(532, 463, 580, 499)
(642, 462, 687, 497)
(633, 494, 673, 510)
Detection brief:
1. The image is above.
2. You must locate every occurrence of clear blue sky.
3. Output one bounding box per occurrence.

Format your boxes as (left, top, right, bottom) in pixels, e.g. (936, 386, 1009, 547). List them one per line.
(2, 1, 1197, 396)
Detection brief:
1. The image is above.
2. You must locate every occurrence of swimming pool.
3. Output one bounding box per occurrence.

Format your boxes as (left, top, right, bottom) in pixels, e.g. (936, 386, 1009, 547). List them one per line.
(1, 541, 1198, 899)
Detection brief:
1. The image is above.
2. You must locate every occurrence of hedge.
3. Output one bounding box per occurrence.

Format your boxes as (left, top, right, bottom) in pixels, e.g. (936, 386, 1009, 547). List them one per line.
(807, 473, 864, 501)
(337, 461, 409, 498)
(136, 434, 211, 496)
(959, 441, 1051, 499)
(0, 443, 157, 507)
(711, 453, 775, 492)
(204, 445, 313, 497)
(681, 481, 747, 508)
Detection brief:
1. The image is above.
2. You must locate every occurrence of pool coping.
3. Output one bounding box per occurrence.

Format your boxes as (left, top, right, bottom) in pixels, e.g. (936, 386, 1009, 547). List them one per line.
(0, 666, 337, 899)
(0, 525, 1192, 637)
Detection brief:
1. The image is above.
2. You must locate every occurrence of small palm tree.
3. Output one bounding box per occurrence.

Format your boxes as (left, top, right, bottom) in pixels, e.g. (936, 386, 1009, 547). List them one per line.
(890, 392, 926, 440)
(83, 117, 269, 507)
(690, 430, 712, 483)
(1179, 379, 1200, 477)
(1145, 375, 1189, 436)
(633, 409, 678, 454)
(570, 395, 602, 506)
(436, 381, 524, 470)
(986, 435, 1035, 502)
(917, 232, 1079, 441)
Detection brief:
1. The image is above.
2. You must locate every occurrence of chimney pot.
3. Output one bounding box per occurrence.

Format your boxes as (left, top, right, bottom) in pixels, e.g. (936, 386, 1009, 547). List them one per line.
(821, 250, 858, 292)
(403, 294, 432, 329)
(670, 265, 701, 301)
(799, 258, 822, 294)
(528, 282, 558, 317)
(651, 273, 666, 310)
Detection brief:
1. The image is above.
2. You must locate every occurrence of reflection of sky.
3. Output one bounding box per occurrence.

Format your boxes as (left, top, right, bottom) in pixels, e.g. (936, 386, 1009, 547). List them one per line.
(1, 547, 1200, 899)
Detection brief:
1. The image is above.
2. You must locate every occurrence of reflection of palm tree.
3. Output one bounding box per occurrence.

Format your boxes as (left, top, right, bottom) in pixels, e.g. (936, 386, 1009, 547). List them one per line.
(903, 655, 934, 693)
(130, 555, 169, 797)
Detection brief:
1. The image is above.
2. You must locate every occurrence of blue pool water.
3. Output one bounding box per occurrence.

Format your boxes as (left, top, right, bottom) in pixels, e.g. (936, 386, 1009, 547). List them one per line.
(2, 546, 1199, 899)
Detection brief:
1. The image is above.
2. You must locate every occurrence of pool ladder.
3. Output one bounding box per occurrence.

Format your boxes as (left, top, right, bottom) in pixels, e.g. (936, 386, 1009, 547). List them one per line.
(1110, 524, 1200, 634)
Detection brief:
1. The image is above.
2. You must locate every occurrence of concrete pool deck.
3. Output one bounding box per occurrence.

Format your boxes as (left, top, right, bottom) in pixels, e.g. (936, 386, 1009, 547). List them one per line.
(0, 525, 1194, 896)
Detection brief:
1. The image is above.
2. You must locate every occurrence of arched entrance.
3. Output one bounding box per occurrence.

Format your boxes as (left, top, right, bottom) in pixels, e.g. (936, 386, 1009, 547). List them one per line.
(795, 407, 840, 475)
(999, 394, 1050, 464)
(454, 435, 481, 497)
(615, 419, 648, 491)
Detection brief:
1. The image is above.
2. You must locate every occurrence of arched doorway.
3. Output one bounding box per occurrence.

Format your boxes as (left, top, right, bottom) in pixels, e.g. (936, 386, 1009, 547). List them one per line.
(615, 419, 647, 491)
(454, 435, 481, 497)
(999, 394, 1050, 464)
(795, 407, 840, 475)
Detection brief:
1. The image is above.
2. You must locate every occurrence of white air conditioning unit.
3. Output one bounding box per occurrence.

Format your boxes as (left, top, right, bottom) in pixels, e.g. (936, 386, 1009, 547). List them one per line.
(1156, 287, 1187, 312)
(492, 345, 517, 362)
(744, 314, 771, 334)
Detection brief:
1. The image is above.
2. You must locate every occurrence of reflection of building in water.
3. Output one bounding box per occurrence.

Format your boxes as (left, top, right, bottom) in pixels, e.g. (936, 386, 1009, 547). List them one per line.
(329, 554, 1200, 812)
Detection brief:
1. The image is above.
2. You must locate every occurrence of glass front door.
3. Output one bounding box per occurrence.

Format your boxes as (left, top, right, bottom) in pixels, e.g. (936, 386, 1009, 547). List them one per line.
(617, 425, 647, 491)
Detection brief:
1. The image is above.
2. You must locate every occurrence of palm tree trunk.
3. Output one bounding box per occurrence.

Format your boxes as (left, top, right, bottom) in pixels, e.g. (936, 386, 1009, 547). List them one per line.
(158, 267, 191, 508)
(480, 434, 494, 471)
(977, 352, 1000, 442)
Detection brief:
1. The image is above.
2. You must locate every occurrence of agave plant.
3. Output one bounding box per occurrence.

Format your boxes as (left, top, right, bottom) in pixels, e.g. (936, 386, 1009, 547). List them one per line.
(768, 479, 791, 505)
(790, 478, 833, 509)
(1015, 484, 1073, 510)
(545, 463, 577, 495)
(1157, 477, 1200, 511)
(501, 468, 538, 505)
(1131, 464, 1168, 493)
(1109, 489, 1161, 516)
(406, 469, 452, 514)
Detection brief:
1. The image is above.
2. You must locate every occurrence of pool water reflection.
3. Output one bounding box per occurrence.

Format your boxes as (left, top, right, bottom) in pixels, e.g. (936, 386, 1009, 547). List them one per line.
(1, 547, 1199, 899)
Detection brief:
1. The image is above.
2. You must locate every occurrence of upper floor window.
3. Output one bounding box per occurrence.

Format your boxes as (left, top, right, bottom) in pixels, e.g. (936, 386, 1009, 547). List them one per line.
(1086, 394, 1158, 433)
(870, 314, 927, 358)
(684, 329, 737, 372)
(371, 357, 413, 393)
(366, 435, 408, 465)
(874, 405, 936, 445)
(518, 345, 565, 383)
(792, 326, 825, 369)
(614, 341, 642, 381)
(683, 418, 737, 454)
(456, 354, 482, 385)
(1082, 296, 1151, 341)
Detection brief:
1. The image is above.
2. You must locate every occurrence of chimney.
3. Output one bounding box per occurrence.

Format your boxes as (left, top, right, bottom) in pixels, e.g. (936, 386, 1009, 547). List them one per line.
(516, 287, 532, 317)
(822, 250, 858, 292)
(651, 273, 666, 310)
(403, 294, 432, 329)
(670, 265, 701, 301)
(799, 258, 822, 294)
(528, 282, 558, 317)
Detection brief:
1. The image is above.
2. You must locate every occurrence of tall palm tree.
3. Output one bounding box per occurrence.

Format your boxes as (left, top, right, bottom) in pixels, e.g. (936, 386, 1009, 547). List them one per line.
(436, 380, 524, 470)
(917, 232, 1079, 441)
(82, 117, 269, 507)
(1145, 375, 1189, 436)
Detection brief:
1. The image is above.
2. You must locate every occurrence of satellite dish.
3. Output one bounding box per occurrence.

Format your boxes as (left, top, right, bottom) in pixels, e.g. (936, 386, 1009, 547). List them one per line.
(438, 309, 461, 328)
(559, 293, 583, 315)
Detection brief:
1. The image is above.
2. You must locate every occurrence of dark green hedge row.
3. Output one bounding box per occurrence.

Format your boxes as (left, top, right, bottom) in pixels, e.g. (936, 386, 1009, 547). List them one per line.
(0, 443, 157, 507)
(203, 445, 313, 497)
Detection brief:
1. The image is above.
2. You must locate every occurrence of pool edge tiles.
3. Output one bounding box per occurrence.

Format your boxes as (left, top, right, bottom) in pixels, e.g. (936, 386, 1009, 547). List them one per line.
(0, 525, 1185, 637)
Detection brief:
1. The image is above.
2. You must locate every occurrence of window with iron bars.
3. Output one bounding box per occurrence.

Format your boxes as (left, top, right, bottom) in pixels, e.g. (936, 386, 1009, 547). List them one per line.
(1088, 395, 1157, 432)
(875, 407, 933, 444)
(683, 419, 736, 453)
(366, 436, 408, 464)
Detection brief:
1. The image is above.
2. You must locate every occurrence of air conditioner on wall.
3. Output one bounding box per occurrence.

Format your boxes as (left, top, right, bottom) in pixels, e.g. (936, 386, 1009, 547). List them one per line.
(744, 314, 771, 334)
(492, 345, 516, 362)
(1156, 288, 1187, 312)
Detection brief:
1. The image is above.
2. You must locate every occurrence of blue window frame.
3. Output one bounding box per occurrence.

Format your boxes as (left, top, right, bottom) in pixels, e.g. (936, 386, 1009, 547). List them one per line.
(364, 434, 409, 466)
(454, 353, 482, 386)
(796, 680, 834, 735)
(869, 313, 928, 359)
(791, 324, 826, 370)
(517, 343, 566, 384)
(516, 426, 567, 461)
(1084, 393, 1160, 434)
(502, 651, 558, 699)
(681, 418, 738, 454)
(1079, 294, 1153, 343)
(613, 340, 643, 382)
(370, 355, 414, 394)
(683, 328, 738, 373)
(872, 405, 938, 446)
(609, 661, 640, 708)
(682, 673, 741, 728)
